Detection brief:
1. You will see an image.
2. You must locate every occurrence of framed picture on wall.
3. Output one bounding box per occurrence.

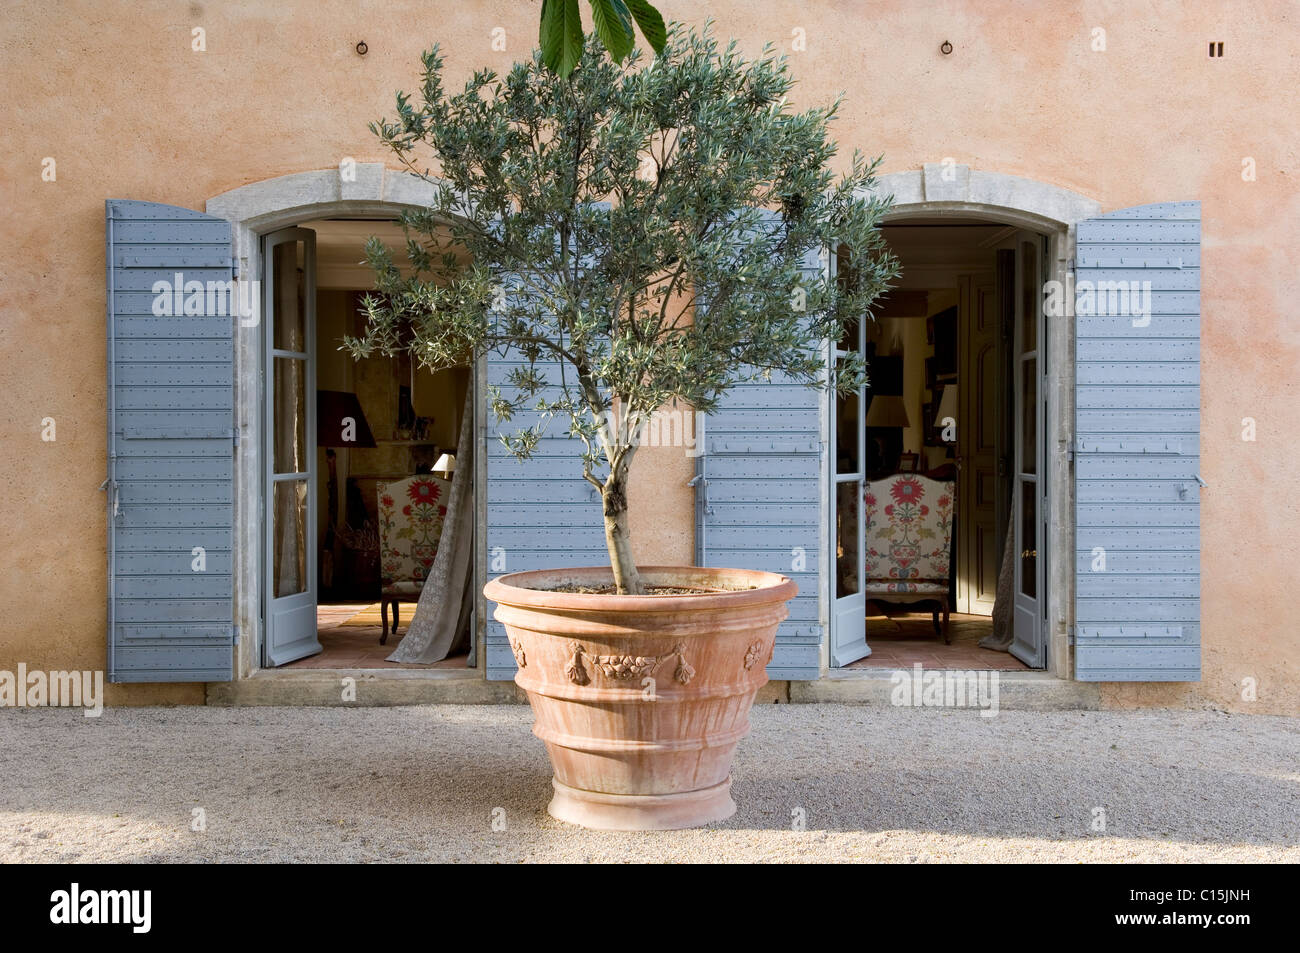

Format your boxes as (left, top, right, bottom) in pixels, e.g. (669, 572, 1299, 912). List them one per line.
(898, 452, 920, 473)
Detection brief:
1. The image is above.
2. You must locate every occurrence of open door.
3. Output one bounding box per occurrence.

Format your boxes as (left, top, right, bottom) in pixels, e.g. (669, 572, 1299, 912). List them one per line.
(262, 227, 321, 666)
(831, 288, 870, 666)
(1010, 234, 1048, 667)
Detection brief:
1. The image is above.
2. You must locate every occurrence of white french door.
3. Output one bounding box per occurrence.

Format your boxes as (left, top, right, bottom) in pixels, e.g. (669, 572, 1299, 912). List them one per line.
(830, 270, 870, 666)
(1010, 233, 1048, 667)
(262, 227, 321, 666)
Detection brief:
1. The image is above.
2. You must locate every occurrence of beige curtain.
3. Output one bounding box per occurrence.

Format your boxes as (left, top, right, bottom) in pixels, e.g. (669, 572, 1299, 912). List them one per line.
(980, 504, 1015, 651)
(387, 383, 475, 663)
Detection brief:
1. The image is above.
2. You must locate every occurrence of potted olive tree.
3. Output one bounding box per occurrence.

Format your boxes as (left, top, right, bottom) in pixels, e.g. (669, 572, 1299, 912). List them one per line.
(352, 24, 895, 829)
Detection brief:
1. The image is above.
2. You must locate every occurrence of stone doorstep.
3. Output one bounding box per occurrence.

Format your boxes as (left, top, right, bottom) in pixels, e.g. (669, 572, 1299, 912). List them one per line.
(207, 669, 1099, 710)
(792, 669, 1102, 710)
(205, 669, 525, 707)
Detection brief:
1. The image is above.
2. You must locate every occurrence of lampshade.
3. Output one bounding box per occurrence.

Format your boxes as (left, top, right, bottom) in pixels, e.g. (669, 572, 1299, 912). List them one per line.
(317, 390, 377, 448)
(432, 452, 456, 477)
(864, 394, 910, 429)
(934, 384, 957, 428)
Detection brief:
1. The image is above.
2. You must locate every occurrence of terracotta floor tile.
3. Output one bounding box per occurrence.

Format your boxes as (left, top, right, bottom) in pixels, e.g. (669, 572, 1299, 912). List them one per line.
(274, 606, 472, 671)
(846, 609, 1029, 671)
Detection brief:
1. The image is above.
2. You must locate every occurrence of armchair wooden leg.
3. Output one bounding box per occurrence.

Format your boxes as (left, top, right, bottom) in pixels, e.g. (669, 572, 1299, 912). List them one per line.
(942, 596, 951, 645)
(380, 598, 390, 645)
(393, 601, 400, 638)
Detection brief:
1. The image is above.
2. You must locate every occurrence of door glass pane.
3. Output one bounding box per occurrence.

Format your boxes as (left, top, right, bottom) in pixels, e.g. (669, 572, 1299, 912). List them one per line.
(836, 383, 860, 474)
(1020, 239, 1037, 353)
(273, 480, 308, 597)
(1021, 357, 1036, 475)
(836, 482, 861, 598)
(274, 356, 307, 473)
(273, 240, 306, 352)
(1019, 479, 1036, 598)
(836, 245, 861, 354)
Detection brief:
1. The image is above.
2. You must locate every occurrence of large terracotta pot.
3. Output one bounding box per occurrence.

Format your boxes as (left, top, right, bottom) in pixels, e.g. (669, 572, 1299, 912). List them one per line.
(484, 566, 796, 830)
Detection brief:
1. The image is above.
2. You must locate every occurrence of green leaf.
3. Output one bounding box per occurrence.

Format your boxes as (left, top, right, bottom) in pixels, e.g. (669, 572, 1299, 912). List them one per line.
(589, 0, 633, 63)
(540, 0, 584, 77)
(623, 0, 666, 52)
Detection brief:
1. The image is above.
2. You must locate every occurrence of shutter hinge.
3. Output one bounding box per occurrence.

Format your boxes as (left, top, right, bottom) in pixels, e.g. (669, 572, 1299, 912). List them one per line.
(1065, 448, 1074, 463)
(1067, 624, 1076, 645)
(99, 477, 120, 517)
(230, 258, 241, 279)
(232, 626, 240, 646)
(232, 429, 240, 448)
(1066, 257, 1075, 274)
(687, 473, 711, 516)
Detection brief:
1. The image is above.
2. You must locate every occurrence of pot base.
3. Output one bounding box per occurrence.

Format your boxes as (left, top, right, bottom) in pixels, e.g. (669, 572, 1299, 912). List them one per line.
(547, 777, 737, 831)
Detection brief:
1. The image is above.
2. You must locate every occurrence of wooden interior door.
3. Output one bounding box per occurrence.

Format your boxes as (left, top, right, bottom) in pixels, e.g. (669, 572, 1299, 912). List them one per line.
(956, 275, 1001, 615)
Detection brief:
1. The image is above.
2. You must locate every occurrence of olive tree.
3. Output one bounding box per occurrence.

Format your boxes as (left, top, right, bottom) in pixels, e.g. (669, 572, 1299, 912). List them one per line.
(349, 23, 897, 594)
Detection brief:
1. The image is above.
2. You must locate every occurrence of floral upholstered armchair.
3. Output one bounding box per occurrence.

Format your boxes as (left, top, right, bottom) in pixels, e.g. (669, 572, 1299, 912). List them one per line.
(863, 474, 955, 642)
(376, 475, 451, 643)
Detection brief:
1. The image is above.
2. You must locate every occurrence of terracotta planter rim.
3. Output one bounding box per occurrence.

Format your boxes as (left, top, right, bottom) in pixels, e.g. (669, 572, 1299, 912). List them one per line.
(484, 565, 797, 614)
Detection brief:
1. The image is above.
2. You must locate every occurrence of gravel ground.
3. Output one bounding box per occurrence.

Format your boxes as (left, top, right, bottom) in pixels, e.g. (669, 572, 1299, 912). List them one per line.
(1, 705, 1296, 863)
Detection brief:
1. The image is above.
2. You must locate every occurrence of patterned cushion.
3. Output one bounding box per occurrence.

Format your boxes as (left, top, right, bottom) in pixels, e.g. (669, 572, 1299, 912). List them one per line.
(864, 580, 951, 595)
(863, 474, 954, 591)
(378, 475, 451, 596)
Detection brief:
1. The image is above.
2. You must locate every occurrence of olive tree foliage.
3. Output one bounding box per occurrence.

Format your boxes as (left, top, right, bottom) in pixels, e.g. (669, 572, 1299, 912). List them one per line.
(348, 23, 897, 594)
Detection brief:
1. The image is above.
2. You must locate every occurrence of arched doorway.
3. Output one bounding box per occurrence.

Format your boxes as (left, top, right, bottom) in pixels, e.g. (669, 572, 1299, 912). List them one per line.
(206, 166, 477, 676)
(828, 165, 1100, 676)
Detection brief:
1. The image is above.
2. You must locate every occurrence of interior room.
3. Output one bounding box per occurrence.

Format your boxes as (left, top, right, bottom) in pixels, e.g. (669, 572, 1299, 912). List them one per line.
(277, 218, 474, 670)
(838, 221, 1042, 672)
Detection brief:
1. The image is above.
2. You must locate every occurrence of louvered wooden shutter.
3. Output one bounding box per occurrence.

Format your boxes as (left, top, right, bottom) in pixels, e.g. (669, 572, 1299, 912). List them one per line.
(106, 200, 236, 682)
(484, 350, 602, 680)
(1074, 201, 1201, 681)
(695, 245, 825, 679)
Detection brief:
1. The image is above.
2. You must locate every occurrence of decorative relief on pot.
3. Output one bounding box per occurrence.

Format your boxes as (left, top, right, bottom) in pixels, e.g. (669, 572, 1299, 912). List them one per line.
(743, 640, 763, 670)
(562, 643, 696, 686)
(565, 644, 590, 686)
(591, 655, 660, 680)
(670, 643, 695, 685)
(510, 639, 527, 669)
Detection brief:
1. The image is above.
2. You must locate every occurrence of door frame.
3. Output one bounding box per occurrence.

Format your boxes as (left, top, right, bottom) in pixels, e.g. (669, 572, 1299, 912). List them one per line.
(821, 165, 1102, 678)
(206, 166, 488, 679)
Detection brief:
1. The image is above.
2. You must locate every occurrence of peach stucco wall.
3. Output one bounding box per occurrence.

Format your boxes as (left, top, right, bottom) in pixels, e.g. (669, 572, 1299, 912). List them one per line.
(1, 1, 1295, 711)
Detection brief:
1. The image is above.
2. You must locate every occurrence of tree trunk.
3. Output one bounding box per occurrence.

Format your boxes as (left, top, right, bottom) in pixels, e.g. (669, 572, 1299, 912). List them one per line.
(602, 463, 642, 595)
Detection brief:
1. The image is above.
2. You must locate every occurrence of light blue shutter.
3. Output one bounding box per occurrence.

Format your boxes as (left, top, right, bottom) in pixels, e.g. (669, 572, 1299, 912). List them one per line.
(106, 200, 236, 682)
(1074, 201, 1201, 681)
(484, 347, 604, 679)
(696, 246, 824, 679)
